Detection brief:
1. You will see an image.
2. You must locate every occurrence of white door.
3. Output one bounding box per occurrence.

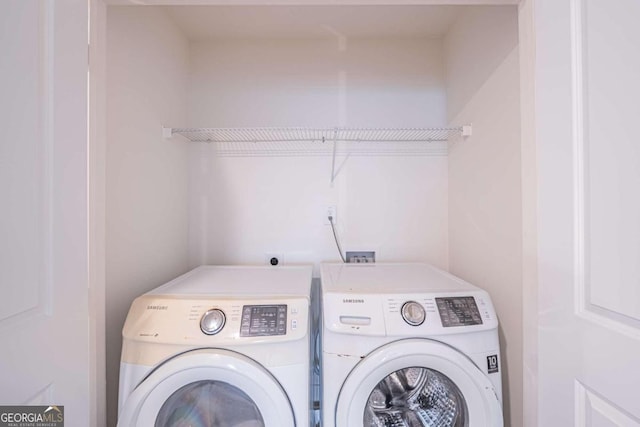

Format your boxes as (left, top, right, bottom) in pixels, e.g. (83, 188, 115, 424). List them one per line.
(536, 0, 640, 425)
(0, 0, 91, 425)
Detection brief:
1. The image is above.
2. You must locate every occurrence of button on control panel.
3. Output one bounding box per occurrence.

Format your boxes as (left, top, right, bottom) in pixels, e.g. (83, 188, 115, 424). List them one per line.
(240, 304, 287, 337)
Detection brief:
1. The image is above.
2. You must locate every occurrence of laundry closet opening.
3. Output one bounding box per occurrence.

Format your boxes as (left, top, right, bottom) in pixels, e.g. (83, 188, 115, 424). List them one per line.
(104, 4, 522, 426)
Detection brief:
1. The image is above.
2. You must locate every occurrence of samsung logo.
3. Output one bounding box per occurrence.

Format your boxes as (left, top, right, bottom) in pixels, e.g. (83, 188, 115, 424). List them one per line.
(146, 305, 168, 311)
(342, 299, 365, 304)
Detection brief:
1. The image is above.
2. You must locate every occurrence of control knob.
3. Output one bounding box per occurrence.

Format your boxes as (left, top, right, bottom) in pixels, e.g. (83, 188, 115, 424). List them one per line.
(401, 301, 425, 326)
(200, 309, 226, 335)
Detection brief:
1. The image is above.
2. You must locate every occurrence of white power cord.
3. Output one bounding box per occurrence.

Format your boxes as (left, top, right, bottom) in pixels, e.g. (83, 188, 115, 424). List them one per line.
(328, 215, 346, 263)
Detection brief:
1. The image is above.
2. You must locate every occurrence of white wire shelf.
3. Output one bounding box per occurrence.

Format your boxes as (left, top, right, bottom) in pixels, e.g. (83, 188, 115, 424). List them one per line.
(163, 126, 471, 157)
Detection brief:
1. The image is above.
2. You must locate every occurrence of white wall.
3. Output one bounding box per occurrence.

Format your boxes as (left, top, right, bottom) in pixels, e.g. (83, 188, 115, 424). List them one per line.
(105, 7, 190, 426)
(187, 38, 449, 273)
(104, 8, 524, 427)
(444, 6, 522, 427)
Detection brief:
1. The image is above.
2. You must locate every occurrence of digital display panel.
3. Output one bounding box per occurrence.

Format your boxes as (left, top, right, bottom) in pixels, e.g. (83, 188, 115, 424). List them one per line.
(435, 297, 483, 327)
(240, 305, 287, 337)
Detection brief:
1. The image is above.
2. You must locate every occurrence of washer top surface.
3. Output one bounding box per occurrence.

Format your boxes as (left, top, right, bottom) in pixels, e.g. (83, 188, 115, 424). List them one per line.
(148, 265, 313, 297)
(321, 262, 478, 295)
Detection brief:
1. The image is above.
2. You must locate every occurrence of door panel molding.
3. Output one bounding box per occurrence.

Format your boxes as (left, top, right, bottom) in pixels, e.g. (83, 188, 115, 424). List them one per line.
(0, 0, 54, 329)
(571, 0, 640, 338)
(39, 0, 54, 319)
(575, 381, 640, 426)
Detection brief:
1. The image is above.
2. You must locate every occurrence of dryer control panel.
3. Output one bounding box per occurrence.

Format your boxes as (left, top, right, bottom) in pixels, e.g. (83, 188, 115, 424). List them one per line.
(123, 295, 308, 345)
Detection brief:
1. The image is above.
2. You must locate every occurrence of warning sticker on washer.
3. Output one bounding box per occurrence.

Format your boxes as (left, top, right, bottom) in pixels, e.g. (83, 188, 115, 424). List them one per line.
(487, 355, 499, 374)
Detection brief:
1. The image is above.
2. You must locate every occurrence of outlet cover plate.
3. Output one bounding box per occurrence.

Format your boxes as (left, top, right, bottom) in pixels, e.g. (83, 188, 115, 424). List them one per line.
(324, 205, 337, 225)
(346, 251, 376, 263)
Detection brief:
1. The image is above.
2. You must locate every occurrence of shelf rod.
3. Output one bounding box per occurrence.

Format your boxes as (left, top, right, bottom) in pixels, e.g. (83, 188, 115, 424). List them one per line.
(163, 126, 470, 157)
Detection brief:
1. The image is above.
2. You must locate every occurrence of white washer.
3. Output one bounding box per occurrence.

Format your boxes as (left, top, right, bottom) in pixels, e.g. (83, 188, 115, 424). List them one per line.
(117, 265, 313, 427)
(321, 263, 503, 427)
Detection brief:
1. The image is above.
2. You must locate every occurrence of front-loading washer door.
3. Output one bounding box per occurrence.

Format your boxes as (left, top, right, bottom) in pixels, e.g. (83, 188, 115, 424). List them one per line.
(336, 339, 503, 427)
(117, 349, 296, 427)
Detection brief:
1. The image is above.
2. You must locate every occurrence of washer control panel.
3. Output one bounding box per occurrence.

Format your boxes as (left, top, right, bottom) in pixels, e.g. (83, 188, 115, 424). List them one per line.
(240, 304, 287, 336)
(435, 296, 483, 327)
(324, 290, 498, 337)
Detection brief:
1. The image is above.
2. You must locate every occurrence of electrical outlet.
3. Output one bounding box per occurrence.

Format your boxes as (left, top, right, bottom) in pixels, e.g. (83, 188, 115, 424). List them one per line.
(324, 205, 337, 225)
(346, 251, 376, 263)
(264, 253, 284, 266)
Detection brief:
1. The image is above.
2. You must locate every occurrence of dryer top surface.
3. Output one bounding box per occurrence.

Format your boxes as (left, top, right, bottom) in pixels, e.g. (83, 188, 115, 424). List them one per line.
(148, 265, 313, 298)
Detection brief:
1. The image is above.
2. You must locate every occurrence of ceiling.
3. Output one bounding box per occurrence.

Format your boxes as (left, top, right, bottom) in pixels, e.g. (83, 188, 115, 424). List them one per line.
(163, 6, 465, 40)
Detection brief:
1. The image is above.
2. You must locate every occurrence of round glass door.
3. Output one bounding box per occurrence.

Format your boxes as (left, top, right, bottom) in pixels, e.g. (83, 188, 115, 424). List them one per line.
(364, 367, 467, 427)
(117, 349, 295, 427)
(335, 339, 503, 427)
(155, 380, 264, 427)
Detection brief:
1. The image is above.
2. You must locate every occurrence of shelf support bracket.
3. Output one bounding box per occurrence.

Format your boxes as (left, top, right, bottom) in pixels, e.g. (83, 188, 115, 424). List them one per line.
(330, 128, 339, 186)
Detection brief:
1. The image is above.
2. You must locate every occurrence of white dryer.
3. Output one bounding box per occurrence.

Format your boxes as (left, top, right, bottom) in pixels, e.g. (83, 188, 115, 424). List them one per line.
(117, 265, 312, 427)
(321, 263, 503, 427)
